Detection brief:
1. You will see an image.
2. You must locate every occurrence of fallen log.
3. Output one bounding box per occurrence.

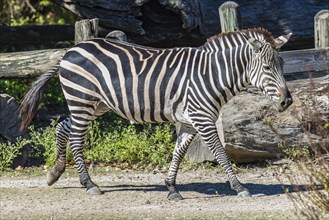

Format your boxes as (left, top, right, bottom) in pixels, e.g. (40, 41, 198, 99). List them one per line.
(53, 0, 328, 49)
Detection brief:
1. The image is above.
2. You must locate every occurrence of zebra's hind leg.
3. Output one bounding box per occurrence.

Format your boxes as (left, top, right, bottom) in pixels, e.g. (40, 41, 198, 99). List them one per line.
(165, 123, 196, 201)
(193, 121, 251, 197)
(47, 117, 72, 186)
(69, 115, 103, 195)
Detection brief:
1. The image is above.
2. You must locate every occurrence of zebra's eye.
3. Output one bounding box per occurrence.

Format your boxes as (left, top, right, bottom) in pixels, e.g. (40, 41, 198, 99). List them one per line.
(264, 65, 270, 70)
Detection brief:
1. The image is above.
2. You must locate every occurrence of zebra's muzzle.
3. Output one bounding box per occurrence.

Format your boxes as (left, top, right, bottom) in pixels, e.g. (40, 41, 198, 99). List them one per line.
(276, 93, 293, 112)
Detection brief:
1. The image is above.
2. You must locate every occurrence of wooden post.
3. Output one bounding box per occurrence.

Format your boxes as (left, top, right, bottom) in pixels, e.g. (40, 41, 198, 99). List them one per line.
(314, 10, 329, 49)
(74, 18, 99, 44)
(218, 1, 240, 33)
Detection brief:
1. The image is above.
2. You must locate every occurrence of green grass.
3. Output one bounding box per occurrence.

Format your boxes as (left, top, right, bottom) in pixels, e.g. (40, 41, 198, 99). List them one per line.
(2, 118, 176, 169)
(84, 122, 175, 168)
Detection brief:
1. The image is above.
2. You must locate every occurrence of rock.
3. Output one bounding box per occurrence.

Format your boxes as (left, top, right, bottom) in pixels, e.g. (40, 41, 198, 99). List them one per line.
(186, 135, 215, 163)
(187, 73, 329, 163)
(0, 94, 30, 168)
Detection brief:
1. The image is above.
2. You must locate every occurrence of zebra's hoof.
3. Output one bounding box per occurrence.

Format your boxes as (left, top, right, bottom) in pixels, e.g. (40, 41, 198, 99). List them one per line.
(167, 192, 183, 201)
(47, 170, 61, 186)
(237, 190, 251, 197)
(86, 186, 103, 195)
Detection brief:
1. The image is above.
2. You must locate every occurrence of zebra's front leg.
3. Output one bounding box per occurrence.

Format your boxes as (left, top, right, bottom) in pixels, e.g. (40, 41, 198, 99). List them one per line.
(165, 123, 196, 201)
(69, 117, 103, 195)
(193, 121, 251, 197)
(47, 117, 71, 186)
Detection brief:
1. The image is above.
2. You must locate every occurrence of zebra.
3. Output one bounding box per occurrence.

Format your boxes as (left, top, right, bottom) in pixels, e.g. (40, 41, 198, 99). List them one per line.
(19, 28, 292, 200)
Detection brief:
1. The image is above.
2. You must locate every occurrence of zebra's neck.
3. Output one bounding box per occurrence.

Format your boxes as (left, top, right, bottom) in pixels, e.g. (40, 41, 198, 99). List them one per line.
(194, 35, 252, 107)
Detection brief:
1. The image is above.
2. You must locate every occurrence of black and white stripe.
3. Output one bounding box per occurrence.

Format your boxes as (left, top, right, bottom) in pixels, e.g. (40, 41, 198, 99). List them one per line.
(20, 28, 292, 198)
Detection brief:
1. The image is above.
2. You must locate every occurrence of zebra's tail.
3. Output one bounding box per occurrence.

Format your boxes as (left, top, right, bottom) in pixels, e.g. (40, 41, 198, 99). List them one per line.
(19, 65, 60, 132)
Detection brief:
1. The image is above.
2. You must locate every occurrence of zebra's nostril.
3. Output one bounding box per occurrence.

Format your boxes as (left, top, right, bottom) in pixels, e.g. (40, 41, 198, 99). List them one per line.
(280, 97, 293, 109)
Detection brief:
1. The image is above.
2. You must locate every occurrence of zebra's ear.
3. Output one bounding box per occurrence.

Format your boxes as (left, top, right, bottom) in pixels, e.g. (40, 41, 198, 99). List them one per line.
(241, 32, 263, 52)
(274, 33, 292, 49)
(247, 37, 263, 53)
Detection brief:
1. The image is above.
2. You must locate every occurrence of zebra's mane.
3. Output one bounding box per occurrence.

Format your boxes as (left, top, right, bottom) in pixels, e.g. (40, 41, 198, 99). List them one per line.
(206, 28, 276, 48)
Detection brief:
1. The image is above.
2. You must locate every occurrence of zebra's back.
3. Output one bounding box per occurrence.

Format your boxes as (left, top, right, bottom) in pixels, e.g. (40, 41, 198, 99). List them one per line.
(59, 38, 196, 123)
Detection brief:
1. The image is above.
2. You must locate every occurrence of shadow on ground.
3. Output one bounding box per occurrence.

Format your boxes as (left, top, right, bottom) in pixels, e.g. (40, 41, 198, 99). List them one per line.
(91, 182, 302, 196)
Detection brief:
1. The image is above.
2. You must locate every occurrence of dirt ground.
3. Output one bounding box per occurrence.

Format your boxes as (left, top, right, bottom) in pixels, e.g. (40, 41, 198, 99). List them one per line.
(0, 163, 322, 220)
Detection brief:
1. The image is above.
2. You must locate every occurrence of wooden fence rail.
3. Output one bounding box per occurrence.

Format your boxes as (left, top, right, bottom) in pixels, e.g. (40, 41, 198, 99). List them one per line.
(0, 49, 66, 78)
(0, 25, 74, 46)
(0, 47, 328, 79)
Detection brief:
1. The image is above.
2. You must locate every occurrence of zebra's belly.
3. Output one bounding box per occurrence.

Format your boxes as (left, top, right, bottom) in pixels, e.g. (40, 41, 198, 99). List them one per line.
(107, 99, 191, 125)
(120, 107, 174, 123)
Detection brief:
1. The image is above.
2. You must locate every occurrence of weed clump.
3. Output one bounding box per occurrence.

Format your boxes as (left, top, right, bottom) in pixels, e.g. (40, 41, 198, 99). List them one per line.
(275, 77, 329, 219)
(0, 138, 29, 171)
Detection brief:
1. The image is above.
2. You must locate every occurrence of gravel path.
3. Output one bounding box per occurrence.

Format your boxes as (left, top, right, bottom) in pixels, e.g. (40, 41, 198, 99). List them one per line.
(0, 166, 304, 220)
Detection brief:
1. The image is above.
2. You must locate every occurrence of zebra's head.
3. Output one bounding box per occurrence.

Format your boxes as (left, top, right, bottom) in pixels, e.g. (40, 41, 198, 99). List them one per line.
(244, 31, 293, 112)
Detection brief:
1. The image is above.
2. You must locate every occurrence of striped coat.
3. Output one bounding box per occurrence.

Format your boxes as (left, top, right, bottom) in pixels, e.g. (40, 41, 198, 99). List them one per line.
(19, 28, 292, 199)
